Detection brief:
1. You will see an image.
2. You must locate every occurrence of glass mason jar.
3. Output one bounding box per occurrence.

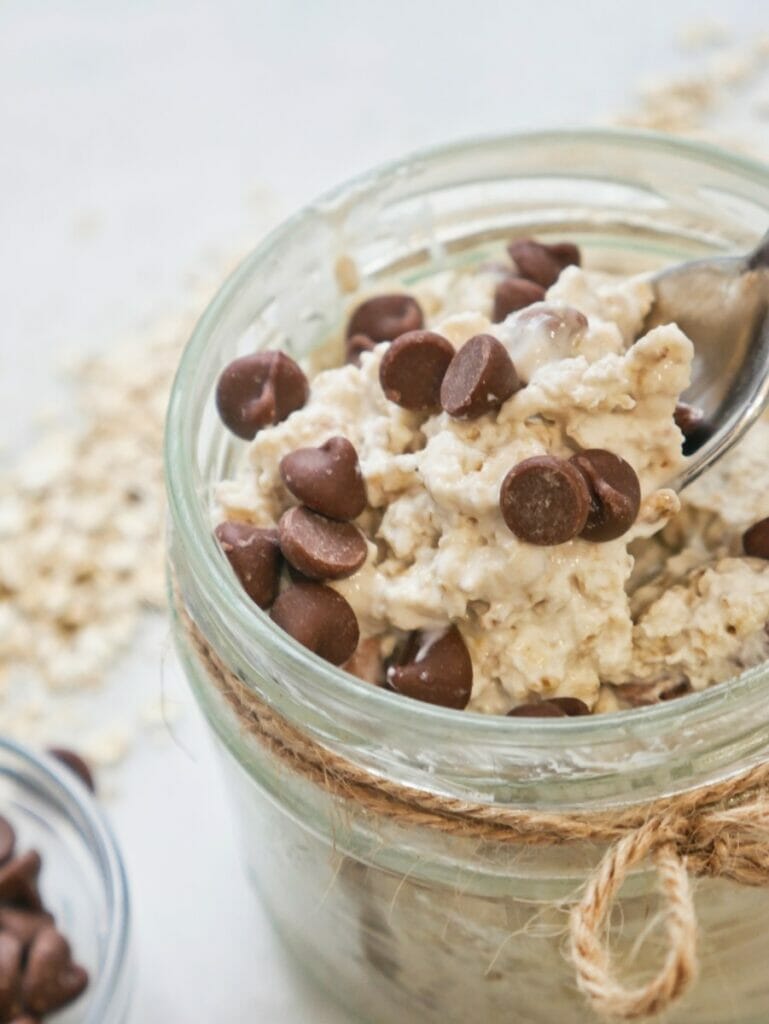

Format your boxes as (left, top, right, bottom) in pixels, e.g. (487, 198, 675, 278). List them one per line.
(166, 130, 769, 1024)
(0, 739, 133, 1023)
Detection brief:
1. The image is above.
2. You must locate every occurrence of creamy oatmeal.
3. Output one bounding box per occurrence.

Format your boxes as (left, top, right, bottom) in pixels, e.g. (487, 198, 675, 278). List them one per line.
(212, 238, 769, 716)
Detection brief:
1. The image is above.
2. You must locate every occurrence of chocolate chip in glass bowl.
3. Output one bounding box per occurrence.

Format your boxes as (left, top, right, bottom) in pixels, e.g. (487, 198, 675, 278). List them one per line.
(0, 931, 22, 1019)
(215, 351, 309, 440)
(215, 522, 282, 609)
(744, 517, 769, 559)
(0, 908, 54, 948)
(674, 401, 711, 455)
(500, 455, 590, 546)
(270, 583, 359, 665)
(379, 330, 454, 412)
(280, 436, 366, 521)
(387, 626, 473, 710)
(507, 238, 581, 289)
(0, 819, 15, 867)
(570, 449, 641, 543)
(440, 334, 521, 419)
(21, 926, 88, 1017)
(346, 294, 424, 344)
(0, 852, 43, 912)
(47, 748, 95, 793)
(278, 507, 368, 580)
(492, 276, 546, 322)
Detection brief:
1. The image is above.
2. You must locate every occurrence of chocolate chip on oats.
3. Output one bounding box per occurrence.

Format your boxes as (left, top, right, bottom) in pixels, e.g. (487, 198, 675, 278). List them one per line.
(492, 276, 546, 322)
(0, 818, 15, 867)
(215, 521, 282, 609)
(440, 334, 521, 419)
(47, 748, 95, 793)
(0, 910, 54, 950)
(278, 507, 368, 580)
(387, 626, 473, 710)
(379, 330, 454, 411)
(507, 238, 581, 289)
(345, 333, 378, 365)
(547, 697, 591, 716)
(570, 449, 641, 543)
(347, 294, 424, 343)
(0, 932, 22, 1019)
(0, 853, 42, 912)
(744, 517, 769, 559)
(674, 401, 711, 455)
(280, 436, 366, 521)
(500, 456, 590, 546)
(216, 351, 309, 440)
(508, 702, 566, 718)
(270, 583, 359, 664)
(22, 926, 88, 1016)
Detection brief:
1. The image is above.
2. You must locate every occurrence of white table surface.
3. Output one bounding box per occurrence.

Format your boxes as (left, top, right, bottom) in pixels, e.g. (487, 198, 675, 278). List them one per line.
(1, 2, 766, 1021)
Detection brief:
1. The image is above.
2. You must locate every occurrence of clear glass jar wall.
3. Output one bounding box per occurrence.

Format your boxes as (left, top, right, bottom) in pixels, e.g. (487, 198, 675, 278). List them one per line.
(167, 131, 769, 1024)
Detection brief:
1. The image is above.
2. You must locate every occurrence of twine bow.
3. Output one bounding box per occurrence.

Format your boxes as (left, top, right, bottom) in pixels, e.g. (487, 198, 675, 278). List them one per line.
(177, 596, 769, 1022)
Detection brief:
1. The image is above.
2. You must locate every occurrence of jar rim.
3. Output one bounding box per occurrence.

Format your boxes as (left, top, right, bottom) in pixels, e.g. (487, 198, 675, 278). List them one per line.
(165, 126, 769, 752)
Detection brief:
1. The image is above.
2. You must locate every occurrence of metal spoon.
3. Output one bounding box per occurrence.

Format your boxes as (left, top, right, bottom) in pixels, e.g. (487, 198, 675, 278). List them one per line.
(641, 229, 769, 490)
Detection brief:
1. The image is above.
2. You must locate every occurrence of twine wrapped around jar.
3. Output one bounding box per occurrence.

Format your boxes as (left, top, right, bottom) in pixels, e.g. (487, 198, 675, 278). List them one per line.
(178, 597, 769, 1021)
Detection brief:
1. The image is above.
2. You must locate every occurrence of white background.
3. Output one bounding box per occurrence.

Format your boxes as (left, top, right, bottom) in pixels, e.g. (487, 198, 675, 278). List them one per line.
(0, 2, 766, 1021)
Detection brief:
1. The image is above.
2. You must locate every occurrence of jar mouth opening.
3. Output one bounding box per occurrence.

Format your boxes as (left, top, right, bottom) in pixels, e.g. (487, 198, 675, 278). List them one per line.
(165, 126, 769, 745)
(0, 738, 131, 1022)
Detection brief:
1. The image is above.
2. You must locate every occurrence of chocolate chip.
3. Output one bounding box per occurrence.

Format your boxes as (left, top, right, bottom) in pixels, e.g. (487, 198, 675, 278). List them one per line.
(345, 333, 378, 365)
(278, 507, 367, 581)
(570, 449, 641, 542)
(346, 294, 424, 343)
(215, 521, 282, 609)
(0, 932, 23, 1019)
(21, 927, 88, 1016)
(492, 276, 546, 322)
(379, 330, 454, 411)
(9, 1016, 39, 1024)
(547, 697, 591, 716)
(0, 853, 42, 912)
(215, 351, 309, 440)
(280, 437, 366, 521)
(47, 748, 94, 793)
(0, 910, 54, 950)
(387, 626, 473, 710)
(440, 334, 521, 419)
(0, 818, 15, 866)
(271, 583, 359, 664)
(508, 702, 566, 718)
(744, 517, 769, 559)
(507, 238, 581, 289)
(674, 402, 711, 455)
(500, 456, 590, 546)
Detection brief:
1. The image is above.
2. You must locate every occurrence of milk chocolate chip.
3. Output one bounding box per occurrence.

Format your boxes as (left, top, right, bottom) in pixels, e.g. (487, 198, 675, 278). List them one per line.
(674, 402, 710, 455)
(345, 333, 378, 365)
(0, 854, 42, 912)
(507, 238, 581, 289)
(21, 927, 88, 1016)
(508, 697, 590, 718)
(215, 522, 282, 609)
(500, 456, 590, 546)
(440, 334, 521, 418)
(0, 819, 15, 867)
(379, 330, 454, 411)
(0, 910, 54, 949)
(280, 437, 366, 521)
(492, 276, 546, 322)
(271, 583, 359, 664)
(387, 626, 473, 710)
(346, 294, 424, 343)
(278, 507, 368, 581)
(744, 517, 769, 559)
(570, 449, 641, 542)
(47, 749, 94, 793)
(216, 351, 309, 440)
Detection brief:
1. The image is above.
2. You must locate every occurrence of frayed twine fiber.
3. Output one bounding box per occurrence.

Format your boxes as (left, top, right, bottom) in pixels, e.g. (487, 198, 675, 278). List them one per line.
(179, 597, 769, 1020)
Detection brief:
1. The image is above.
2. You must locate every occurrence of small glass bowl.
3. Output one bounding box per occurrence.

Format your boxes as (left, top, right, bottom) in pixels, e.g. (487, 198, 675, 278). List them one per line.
(0, 739, 132, 1023)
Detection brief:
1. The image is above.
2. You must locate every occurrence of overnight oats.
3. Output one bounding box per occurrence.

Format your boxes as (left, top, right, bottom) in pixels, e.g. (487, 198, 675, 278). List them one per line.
(166, 132, 769, 1024)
